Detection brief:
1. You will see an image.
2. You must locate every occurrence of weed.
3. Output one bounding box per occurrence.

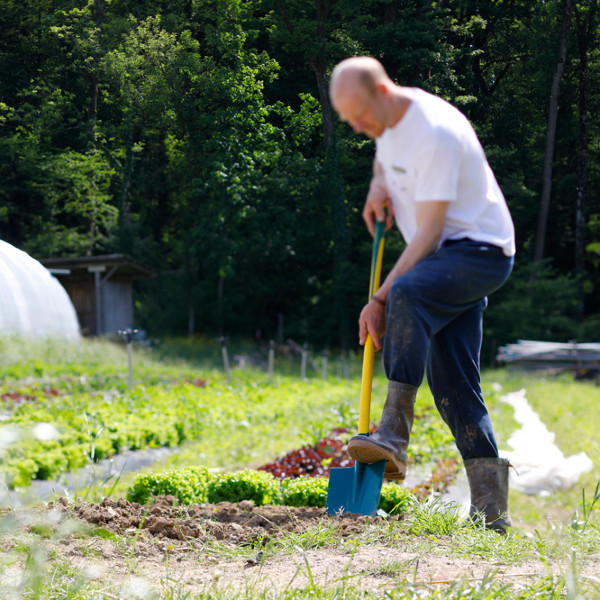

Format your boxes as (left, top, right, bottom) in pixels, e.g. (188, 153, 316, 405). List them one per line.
(90, 526, 121, 542)
(453, 527, 533, 563)
(571, 482, 600, 533)
(283, 523, 341, 551)
(367, 557, 418, 579)
(405, 494, 464, 536)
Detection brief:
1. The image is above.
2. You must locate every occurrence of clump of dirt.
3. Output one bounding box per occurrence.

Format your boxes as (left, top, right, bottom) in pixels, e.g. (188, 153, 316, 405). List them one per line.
(52, 496, 396, 546)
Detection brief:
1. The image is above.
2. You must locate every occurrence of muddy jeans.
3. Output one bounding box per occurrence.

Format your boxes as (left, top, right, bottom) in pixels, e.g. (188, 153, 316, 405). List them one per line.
(383, 238, 514, 460)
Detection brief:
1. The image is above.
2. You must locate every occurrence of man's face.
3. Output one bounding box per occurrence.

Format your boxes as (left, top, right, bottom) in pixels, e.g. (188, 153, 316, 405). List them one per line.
(332, 85, 386, 139)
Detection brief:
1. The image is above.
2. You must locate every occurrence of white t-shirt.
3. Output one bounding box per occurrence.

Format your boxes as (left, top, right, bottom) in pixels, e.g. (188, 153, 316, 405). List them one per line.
(375, 88, 515, 257)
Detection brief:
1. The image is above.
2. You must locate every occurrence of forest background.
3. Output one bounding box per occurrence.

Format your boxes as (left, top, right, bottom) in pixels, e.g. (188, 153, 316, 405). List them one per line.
(1, 0, 599, 360)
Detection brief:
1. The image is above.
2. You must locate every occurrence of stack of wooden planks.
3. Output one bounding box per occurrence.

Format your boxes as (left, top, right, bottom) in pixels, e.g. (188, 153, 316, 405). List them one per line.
(497, 340, 600, 377)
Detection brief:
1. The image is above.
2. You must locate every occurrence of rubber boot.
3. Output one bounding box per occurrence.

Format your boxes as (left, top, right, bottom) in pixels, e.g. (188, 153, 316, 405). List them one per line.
(464, 457, 512, 533)
(347, 381, 417, 481)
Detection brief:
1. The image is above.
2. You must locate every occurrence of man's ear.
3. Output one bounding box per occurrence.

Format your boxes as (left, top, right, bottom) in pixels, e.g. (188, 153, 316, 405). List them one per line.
(376, 82, 390, 96)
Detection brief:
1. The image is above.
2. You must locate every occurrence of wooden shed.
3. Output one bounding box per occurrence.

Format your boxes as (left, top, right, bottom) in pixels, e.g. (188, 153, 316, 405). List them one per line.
(40, 254, 154, 336)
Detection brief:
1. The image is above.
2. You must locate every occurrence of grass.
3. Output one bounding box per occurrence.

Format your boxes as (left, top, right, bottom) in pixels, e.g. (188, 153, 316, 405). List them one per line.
(1, 513, 598, 599)
(1, 337, 600, 598)
(404, 495, 464, 536)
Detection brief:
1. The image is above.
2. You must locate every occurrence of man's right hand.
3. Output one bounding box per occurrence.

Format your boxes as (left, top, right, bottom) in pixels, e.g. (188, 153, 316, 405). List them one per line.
(358, 298, 386, 350)
(362, 161, 394, 236)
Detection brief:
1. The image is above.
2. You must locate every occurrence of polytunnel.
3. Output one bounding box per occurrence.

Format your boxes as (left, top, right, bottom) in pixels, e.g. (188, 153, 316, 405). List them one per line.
(0, 240, 80, 339)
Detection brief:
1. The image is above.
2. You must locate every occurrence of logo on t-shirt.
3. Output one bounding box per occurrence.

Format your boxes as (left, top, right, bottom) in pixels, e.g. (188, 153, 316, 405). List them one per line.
(392, 165, 406, 174)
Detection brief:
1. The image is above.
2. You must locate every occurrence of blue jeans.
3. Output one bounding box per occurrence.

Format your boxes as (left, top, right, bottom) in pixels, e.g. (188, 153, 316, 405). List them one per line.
(383, 239, 514, 460)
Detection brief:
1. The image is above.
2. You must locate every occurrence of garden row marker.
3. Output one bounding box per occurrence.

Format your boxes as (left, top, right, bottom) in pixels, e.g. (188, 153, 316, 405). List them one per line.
(301, 343, 308, 380)
(118, 328, 138, 390)
(326, 220, 386, 516)
(217, 336, 231, 382)
(322, 350, 328, 379)
(268, 340, 275, 383)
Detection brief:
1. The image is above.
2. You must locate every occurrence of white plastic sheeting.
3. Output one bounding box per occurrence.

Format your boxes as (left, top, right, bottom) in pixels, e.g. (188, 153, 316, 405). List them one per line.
(499, 388, 593, 496)
(0, 240, 80, 339)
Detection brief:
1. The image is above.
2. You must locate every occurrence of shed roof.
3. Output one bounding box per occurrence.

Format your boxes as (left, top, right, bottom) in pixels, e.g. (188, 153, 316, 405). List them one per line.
(40, 254, 155, 278)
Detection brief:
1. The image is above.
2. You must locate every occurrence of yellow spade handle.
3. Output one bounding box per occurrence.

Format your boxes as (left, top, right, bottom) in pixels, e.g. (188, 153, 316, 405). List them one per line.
(358, 337, 376, 434)
(358, 222, 385, 435)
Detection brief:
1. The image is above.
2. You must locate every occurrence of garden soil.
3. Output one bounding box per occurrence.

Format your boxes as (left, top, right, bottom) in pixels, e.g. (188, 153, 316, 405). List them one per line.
(3, 495, 597, 596)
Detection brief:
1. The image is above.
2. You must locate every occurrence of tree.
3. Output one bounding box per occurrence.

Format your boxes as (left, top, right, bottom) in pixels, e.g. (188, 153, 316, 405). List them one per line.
(534, 0, 575, 263)
(573, 0, 598, 317)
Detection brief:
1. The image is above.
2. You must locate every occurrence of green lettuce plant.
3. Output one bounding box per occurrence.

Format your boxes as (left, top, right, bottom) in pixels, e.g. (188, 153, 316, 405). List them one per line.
(126, 466, 211, 505)
(281, 476, 329, 507)
(207, 469, 280, 506)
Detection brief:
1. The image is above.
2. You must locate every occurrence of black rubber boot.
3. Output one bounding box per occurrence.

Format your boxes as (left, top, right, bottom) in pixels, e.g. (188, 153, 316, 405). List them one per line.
(347, 381, 417, 481)
(464, 457, 512, 533)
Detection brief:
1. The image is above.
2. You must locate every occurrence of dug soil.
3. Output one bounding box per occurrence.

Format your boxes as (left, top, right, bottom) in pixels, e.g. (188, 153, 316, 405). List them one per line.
(7, 495, 590, 595)
(63, 495, 372, 544)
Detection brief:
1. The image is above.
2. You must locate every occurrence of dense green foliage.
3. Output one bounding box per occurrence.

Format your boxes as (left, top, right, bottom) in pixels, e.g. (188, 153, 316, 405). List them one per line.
(1, 0, 599, 352)
(126, 465, 413, 513)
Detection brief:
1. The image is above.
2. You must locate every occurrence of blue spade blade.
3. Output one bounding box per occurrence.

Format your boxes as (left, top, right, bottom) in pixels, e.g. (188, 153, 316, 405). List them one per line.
(325, 459, 386, 516)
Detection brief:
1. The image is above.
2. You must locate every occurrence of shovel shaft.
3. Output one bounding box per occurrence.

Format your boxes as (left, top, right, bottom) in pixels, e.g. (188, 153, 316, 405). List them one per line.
(358, 337, 375, 434)
(369, 222, 386, 299)
(358, 220, 385, 435)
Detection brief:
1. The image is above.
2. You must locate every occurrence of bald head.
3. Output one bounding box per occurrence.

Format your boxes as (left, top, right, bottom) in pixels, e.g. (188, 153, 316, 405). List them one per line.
(329, 56, 402, 139)
(329, 56, 392, 102)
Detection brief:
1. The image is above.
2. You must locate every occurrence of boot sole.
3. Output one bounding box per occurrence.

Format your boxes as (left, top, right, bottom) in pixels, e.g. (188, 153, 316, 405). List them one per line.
(348, 438, 407, 481)
(384, 462, 406, 482)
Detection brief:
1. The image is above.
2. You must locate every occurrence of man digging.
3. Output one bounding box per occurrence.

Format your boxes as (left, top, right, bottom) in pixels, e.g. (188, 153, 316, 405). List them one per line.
(330, 56, 516, 533)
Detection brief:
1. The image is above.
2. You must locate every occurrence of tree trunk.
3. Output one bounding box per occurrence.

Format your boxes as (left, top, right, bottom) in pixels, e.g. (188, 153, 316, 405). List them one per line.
(88, 0, 104, 143)
(308, 0, 334, 148)
(384, 0, 399, 23)
(310, 58, 333, 148)
(574, 24, 588, 310)
(327, 140, 351, 352)
(574, 0, 597, 319)
(273, 0, 336, 147)
(534, 0, 574, 263)
(118, 114, 134, 254)
(306, 0, 350, 349)
(217, 273, 225, 337)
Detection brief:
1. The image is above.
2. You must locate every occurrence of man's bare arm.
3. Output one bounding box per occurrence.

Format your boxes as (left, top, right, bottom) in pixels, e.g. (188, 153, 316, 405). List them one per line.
(359, 201, 449, 349)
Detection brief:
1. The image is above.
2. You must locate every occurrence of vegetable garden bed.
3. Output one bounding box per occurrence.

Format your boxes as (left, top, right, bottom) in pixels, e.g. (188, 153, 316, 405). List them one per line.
(0, 364, 459, 496)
